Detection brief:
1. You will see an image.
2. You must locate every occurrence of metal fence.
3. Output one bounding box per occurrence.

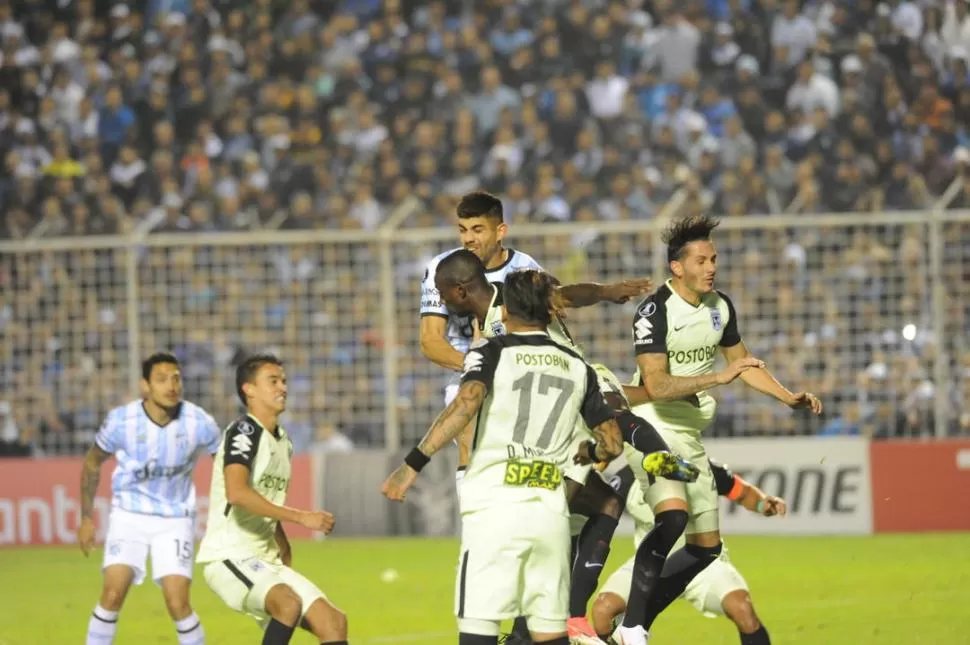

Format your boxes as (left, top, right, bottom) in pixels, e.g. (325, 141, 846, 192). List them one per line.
(2, 208, 969, 455)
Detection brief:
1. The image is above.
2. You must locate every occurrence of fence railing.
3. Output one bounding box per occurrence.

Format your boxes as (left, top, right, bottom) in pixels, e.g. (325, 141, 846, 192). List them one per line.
(2, 208, 969, 455)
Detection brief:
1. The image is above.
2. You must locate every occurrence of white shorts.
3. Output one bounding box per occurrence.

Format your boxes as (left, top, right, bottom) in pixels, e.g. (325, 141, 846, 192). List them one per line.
(203, 557, 327, 628)
(103, 507, 195, 585)
(445, 381, 460, 406)
(457, 503, 570, 633)
(599, 551, 748, 617)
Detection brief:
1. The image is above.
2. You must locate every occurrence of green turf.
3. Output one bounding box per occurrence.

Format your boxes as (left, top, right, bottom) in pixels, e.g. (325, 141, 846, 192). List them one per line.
(0, 533, 967, 644)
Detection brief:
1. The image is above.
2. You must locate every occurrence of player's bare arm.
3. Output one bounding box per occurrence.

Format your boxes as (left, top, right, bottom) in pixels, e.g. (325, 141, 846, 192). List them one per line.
(721, 341, 823, 414)
(78, 444, 112, 556)
(574, 418, 625, 465)
(224, 463, 335, 533)
(735, 478, 787, 517)
(558, 278, 654, 307)
(275, 522, 293, 566)
(382, 380, 487, 501)
(419, 315, 466, 371)
(635, 352, 764, 403)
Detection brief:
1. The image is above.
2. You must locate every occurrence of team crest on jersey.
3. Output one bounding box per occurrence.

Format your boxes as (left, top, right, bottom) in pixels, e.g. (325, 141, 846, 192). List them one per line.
(710, 309, 723, 331)
(490, 321, 506, 336)
(638, 302, 656, 318)
(237, 421, 255, 435)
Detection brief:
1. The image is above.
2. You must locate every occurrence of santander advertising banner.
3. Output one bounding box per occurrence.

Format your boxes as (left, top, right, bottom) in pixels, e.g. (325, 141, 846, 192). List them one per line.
(0, 455, 313, 547)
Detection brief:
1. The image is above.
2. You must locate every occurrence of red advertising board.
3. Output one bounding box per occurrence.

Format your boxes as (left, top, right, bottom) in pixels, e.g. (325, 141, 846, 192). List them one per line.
(870, 439, 970, 532)
(0, 455, 313, 547)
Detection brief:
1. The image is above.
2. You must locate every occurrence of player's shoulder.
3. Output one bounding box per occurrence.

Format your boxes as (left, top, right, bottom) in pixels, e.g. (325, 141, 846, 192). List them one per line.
(180, 400, 213, 420)
(634, 283, 674, 319)
(713, 289, 737, 309)
(225, 415, 264, 439)
(108, 400, 142, 422)
(507, 248, 541, 270)
(423, 247, 464, 279)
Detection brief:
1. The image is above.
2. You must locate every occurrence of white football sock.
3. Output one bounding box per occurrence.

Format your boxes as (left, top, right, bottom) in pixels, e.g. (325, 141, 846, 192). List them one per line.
(175, 612, 205, 645)
(86, 605, 119, 645)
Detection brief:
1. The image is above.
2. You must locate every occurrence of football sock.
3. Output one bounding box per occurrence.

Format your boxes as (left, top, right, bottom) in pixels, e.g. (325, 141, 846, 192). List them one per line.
(459, 634, 497, 645)
(510, 616, 530, 637)
(740, 626, 770, 645)
(616, 411, 669, 455)
(622, 509, 687, 628)
(175, 612, 205, 645)
(86, 604, 119, 645)
(569, 514, 618, 617)
(642, 542, 722, 630)
(262, 618, 295, 645)
(321, 641, 349, 645)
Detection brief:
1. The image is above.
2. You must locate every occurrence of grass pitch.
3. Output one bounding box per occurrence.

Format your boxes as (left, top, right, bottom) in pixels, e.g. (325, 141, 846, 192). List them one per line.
(0, 533, 966, 644)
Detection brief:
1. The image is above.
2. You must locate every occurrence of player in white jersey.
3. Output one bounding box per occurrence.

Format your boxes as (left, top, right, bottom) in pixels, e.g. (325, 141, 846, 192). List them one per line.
(197, 354, 347, 645)
(433, 250, 699, 644)
(384, 269, 625, 645)
(78, 352, 221, 645)
(615, 215, 823, 645)
(591, 459, 786, 645)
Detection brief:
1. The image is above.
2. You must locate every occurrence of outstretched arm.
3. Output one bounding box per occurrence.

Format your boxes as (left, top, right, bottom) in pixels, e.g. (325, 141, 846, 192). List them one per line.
(721, 342, 822, 414)
(712, 459, 787, 516)
(558, 278, 654, 308)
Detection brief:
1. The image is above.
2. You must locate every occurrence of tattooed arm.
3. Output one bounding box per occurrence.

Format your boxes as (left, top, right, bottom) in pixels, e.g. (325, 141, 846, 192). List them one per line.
(589, 417, 624, 462)
(77, 445, 113, 556)
(382, 382, 487, 501)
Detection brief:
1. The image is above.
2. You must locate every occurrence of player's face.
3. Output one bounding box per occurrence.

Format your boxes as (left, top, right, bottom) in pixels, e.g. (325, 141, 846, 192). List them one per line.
(248, 363, 287, 413)
(458, 216, 507, 267)
(673, 240, 718, 295)
(142, 362, 182, 409)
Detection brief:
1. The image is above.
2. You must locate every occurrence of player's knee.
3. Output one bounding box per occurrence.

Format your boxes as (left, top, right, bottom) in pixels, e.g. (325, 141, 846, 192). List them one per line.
(99, 584, 129, 611)
(601, 489, 624, 519)
(722, 590, 760, 633)
(591, 592, 625, 636)
(266, 585, 303, 625)
(162, 593, 191, 620)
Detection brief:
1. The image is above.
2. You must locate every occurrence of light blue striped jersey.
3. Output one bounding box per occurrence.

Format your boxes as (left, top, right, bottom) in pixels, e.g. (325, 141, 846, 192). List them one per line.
(420, 247, 542, 358)
(95, 400, 221, 518)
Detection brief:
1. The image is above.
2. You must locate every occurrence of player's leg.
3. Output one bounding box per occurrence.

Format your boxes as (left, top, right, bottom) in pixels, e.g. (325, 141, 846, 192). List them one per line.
(87, 510, 148, 645)
(639, 439, 723, 632)
(276, 566, 348, 644)
(202, 557, 301, 644)
(722, 590, 770, 644)
(590, 554, 633, 639)
(566, 473, 623, 643)
(263, 583, 304, 644)
(152, 517, 205, 644)
(523, 504, 571, 645)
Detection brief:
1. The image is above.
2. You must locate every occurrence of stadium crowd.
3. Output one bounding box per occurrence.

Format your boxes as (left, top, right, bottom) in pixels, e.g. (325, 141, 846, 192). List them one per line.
(1, 0, 969, 456)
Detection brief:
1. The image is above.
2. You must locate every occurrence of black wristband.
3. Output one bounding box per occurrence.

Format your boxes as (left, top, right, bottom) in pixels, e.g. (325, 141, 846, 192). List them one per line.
(404, 447, 431, 472)
(586, 440, 605, 463)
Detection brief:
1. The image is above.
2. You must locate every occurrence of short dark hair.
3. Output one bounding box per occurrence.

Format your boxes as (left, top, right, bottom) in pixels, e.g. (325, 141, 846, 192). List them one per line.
(436, 249, 489, 289)
(503, 269, 565, 328)
(663, 214, 721, 264)
(235, 353, 283, 406)
(457, 191, 504, 222)
(142, 352, 179, 381)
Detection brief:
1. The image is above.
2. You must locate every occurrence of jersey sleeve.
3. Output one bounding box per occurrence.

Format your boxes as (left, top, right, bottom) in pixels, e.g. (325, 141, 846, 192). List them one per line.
(522, 253, 544, 271)
(94, 409, 120, 453)
(419, 264, 449, 318)
(633, 296, 668, 355)
(223, 418, 263, 470)
(718, 291, 742, 347)
(710, 458, 740, 497)
(459, 339, 501, 391)
(580, 363, 616, 429)
(203, 412, 222, 455)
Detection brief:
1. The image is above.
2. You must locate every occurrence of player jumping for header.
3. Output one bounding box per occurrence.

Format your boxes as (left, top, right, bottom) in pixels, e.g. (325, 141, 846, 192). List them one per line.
(79, 352, 221, 645)
(384, 268, 625, 645)
(613, 214, 822, 645)
(197, 354, 347, 645)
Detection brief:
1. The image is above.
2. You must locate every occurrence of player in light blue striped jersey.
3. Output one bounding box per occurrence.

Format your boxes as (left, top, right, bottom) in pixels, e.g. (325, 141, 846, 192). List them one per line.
(78, 352, 221, 645)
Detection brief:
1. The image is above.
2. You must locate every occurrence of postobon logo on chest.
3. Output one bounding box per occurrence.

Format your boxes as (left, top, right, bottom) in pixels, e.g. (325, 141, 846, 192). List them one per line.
(667, 344, 719, 364)
(257, 474, 290, 492)
(504, 459, 562, 491)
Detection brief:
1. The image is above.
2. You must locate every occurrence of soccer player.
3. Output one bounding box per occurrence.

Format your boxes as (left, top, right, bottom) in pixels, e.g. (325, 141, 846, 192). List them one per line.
(616, 214, 823, 645)
(78, 352, 221, 645)
(433, 250, 698, 644)
(590, 459, 785, 644)
(197, 354, 347, 645)
(383, 269, 625, 645)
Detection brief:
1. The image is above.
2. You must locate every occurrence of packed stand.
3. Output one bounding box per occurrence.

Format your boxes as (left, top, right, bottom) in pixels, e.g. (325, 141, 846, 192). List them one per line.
(1, 0, 969, 456)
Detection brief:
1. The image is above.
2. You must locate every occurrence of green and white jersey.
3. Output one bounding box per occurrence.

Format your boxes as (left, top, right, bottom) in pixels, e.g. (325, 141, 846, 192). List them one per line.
(630, 280, 742, 434)
(197, 415, 294, 564)
(459, 332, 614, 517)
(478, 281, 583, 357)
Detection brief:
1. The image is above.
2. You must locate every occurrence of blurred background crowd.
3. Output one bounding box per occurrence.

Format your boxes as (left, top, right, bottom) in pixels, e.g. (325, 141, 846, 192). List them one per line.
(0, 0, 969, 457)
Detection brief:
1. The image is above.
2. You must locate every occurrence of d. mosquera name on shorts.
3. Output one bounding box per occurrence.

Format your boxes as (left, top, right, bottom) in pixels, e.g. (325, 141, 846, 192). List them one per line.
(515, 352, 569, 370)
(504, 459, 562, 491)
(667, 344, 718, 365)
